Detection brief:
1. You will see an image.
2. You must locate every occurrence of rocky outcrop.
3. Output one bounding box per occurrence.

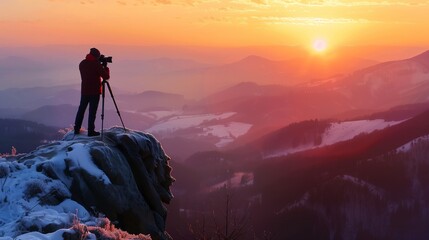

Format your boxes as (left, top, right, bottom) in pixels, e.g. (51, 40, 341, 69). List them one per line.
(0, 127, 174, 240)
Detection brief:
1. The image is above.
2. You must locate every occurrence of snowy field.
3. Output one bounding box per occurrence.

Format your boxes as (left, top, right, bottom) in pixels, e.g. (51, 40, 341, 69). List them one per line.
(397, 134, 429, 152)
(265, 119, 404, 158)
(139, 110, 181, 121)
(200, 122, 253, 147)
(146, 112, 236, 133)
(146, 112, 253, 147)
(320, 119, 403, 147)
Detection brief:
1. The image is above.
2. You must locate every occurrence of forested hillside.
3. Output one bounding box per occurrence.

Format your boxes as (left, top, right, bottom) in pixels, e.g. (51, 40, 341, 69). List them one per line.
(0, 119, 61, 154)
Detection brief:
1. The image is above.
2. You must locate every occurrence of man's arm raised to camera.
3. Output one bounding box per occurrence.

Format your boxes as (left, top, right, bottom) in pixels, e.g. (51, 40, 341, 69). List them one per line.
(99, 65, 110, 80)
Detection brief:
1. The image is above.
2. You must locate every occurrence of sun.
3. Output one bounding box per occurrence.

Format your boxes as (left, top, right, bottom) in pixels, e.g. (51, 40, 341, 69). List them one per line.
(312, 38, 328, 53)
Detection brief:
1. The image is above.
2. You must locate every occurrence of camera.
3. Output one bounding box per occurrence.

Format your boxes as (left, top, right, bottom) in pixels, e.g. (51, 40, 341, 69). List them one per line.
(99, 55, 113, 65)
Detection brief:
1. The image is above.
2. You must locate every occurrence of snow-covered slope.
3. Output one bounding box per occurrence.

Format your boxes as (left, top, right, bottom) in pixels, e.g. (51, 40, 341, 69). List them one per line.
(147, 112, 236, 133)
(146, 112, 252, 148)
(397, 134, 429, 152)
(0, 128, 174, 240)
(264, 119, 403, 158)
(320, 119, 403, 146)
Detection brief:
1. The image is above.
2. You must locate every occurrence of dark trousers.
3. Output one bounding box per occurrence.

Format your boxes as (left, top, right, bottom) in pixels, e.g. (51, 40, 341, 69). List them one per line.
(74, 95, 100, 132)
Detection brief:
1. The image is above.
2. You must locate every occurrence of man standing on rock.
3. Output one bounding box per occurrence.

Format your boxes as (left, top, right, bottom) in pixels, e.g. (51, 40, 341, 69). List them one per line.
(74, 48, 110, 136)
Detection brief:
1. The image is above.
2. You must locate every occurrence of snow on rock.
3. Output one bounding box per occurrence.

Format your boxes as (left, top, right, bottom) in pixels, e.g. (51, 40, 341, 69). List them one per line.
(0, 127, 174, 240)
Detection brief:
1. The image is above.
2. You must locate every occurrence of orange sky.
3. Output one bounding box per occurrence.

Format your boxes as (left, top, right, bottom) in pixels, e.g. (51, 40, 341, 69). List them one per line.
(1, 0, 429, 52)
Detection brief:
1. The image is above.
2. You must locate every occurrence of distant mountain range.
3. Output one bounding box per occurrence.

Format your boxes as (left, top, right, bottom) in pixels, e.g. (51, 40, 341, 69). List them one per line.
(0, 85, 80, 110)
(2, 50, 429, 162)
(127, 54, 378, 97)
(321, 50, 429, 110)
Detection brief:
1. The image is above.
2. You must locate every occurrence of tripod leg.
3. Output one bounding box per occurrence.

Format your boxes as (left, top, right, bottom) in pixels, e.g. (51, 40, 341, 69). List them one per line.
(101, 81, 106, 140)
(104, 80, 126, 131)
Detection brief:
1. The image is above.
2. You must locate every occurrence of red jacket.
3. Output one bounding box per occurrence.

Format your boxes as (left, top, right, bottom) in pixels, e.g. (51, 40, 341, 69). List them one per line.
(79, 54, 110, 95)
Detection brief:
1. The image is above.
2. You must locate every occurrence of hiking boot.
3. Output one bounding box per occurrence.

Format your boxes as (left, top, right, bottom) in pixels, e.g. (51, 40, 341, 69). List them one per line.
(88, 131, 100, 137)
(74, 128, 81, 135)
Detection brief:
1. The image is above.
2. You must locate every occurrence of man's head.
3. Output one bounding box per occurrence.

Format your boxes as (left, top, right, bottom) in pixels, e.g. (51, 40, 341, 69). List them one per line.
(90, 48, 101, 59)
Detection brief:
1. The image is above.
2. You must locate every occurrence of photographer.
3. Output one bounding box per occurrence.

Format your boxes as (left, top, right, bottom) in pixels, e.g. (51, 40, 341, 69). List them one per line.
(74, 48, 110, 136)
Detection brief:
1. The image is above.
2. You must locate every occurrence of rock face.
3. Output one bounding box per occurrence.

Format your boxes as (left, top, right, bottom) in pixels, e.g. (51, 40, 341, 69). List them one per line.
(0, 127, 174, 239)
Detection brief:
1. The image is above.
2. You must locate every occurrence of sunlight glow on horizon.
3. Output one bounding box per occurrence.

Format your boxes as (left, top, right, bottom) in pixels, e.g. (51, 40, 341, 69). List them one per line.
(312, 38, 328, 53)
(1, 0, 429, 49)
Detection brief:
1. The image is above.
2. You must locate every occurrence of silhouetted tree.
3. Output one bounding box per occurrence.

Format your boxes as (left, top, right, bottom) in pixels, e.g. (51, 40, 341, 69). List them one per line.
(188, 188, 250, 240)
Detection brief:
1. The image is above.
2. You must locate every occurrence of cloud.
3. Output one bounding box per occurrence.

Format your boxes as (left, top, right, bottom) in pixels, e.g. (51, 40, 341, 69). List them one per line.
(116, 0, 128, 5)
(48, 0, 96, 4)
(123, 0, 201, 6)
(47, 0, 429, 7)
(274, 0, 429, 7)
(252, 16, 373, 25)
(153, 0, 172, 4)
(250, 0, 267, 4)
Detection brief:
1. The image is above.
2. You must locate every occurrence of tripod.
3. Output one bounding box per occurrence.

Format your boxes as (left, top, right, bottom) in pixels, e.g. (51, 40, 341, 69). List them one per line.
(101, 79, 126, 140)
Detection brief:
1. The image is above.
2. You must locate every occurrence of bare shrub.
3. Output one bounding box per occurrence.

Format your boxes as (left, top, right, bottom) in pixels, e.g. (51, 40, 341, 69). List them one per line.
(23, 180, 44, 200)
(65, 215, 152, 240)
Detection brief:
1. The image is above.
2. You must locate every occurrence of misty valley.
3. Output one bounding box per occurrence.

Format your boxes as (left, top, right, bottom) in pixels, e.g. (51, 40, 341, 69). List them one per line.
(2, 48, 429, 239)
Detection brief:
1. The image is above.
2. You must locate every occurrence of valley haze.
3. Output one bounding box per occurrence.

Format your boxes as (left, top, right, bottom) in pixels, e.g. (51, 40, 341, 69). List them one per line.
(0, 45, 426, 98)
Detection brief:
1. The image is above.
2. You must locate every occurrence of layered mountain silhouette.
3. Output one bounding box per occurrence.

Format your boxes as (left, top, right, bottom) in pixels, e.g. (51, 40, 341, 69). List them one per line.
(129, 53, 377, 97)
(328, 50, 429, 109)
(252, 110, 429, 239)
(3, 50, 429, 162)
(171, 107, 429, 239)
(3, 49, 429, 239)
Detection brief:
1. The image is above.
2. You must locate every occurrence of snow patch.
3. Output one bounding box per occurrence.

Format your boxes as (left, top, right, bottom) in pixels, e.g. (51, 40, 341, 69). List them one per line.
(263, 143, 315, 159)
(208, 172, 254, 192)
(0, 139, 109, 238)
(145, 112, 253, 147)
(339, 175, 384, 199)
(139, 110, 180, 120)
(265, 119, 403, 159)
(147, 112, 236, 133)
(278, 192, 310, 215)
(0, 158, 86, 238)
(321, 119, 403, 147)
(65, 143, 111, 185)
(397, 135, 429, 152)
(200, 122, 253, 147)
